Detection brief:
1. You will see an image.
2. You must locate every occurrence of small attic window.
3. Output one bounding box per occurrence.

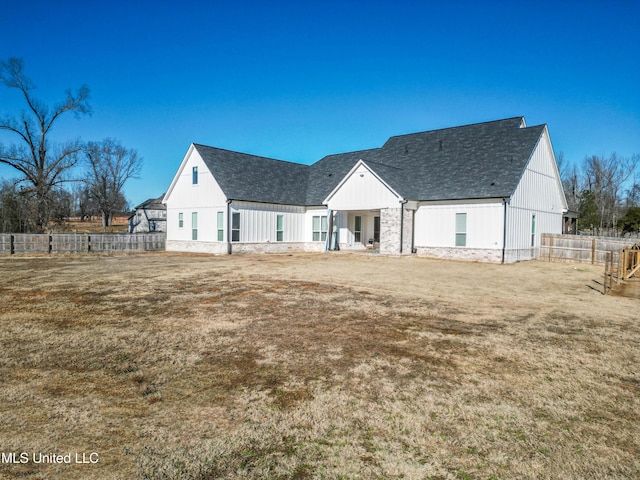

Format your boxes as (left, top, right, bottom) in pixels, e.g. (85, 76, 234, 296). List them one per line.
(192, 166, 198, 184)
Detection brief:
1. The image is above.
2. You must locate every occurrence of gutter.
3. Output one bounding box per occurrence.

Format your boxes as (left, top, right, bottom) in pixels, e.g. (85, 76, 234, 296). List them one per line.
(502, 197, 509, 264)
(399, 200, 407, 254)
(227, 199, 232, 254)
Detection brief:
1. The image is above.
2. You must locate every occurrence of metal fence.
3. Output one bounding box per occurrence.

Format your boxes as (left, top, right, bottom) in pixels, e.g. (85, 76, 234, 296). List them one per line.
(0, 233, 166, 255)
(540, 234, 637, 265)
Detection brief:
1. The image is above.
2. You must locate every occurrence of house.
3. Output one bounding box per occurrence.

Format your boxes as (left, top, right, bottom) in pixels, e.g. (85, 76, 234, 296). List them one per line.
(163, 117, 568, 262)
(128, 195, 167, 233)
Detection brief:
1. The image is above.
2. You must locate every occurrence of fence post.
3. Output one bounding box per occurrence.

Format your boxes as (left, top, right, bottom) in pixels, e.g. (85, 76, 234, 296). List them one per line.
(48, 234, 53, 254)
(617, 250, 623, 284)
(591, 238, 596, 264)
(10, 234, 15, 255)
(609, 252, 614, 292)
(604, 251, 610, 295)
(549, 235, 553, 262)
(87, 234, 91, 253)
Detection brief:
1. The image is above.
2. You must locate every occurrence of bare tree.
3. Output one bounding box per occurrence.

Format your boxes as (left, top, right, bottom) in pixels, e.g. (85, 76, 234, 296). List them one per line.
(624, 173, 640, 208)
(557, 152, 581, 212)
(85, 138, 142, 228)
(0, 57, 90, 232)
(582, 153, 639, 234)
(70, 183, 98, 221)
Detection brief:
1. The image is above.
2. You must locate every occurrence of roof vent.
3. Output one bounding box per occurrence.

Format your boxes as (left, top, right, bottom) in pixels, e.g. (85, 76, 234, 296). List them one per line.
(439, 140, 443, 151)
(404, 145, 409, 155)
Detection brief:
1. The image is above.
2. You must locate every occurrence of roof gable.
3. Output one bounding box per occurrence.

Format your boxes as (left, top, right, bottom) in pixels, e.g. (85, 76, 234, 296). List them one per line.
(323, 160, 403, 209)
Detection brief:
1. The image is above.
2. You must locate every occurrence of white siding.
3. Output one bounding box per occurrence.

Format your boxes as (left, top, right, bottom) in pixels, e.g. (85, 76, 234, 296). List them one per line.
(326, 163, 400, 210)
(165, 149, 227, 208)
(306, 207, 330, 244)
(230, 201, 307, 243)
(509, 129, 565, 213)
(414, 201, 504, 249)
(506, 129, 565, 260)
(165, 147, 229, 244)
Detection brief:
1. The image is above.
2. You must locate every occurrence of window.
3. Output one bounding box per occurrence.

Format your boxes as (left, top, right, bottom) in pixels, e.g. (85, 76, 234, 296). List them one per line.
(192, 166, 198, 184)
(312, 215, 328, 242)
(231, 213, 240, 242)
(531, 214, 536, 247)
(373, 216, 380, 242)
(276, 215, 284, 242)
(191, 212, 198, 240)
(455, 213, 467, 247)
(178, 212, 184, 228)
(217, 211, 224, 242)
(354, 215, 362, 243)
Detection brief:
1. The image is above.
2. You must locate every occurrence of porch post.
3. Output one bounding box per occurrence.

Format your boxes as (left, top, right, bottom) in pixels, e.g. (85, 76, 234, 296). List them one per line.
(379, 208, 402, 255)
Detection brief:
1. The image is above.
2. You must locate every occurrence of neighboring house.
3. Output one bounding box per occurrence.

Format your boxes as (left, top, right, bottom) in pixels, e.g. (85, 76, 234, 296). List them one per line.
(163, 117, 568, 262)
(128, 195, 167, 233)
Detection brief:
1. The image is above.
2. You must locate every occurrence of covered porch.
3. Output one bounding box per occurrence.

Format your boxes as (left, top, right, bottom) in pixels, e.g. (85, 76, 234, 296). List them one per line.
(332, 210, 381, 251)
(323, 160, 415, 255)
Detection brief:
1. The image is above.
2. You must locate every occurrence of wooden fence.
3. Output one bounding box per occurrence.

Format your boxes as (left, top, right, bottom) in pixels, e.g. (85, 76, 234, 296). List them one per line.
(0, 233, 166, 255)
(603, 248, 640, 295)
(540, 234, 637, 265)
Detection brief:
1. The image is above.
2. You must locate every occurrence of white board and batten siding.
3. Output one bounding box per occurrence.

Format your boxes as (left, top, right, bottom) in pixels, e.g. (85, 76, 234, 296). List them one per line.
(164, 146, 231, 252)
(325, 161, 401, 211)
(505, 128, 566, 261)
(228, 204, 327, 253)
(230, 201, 306, 243)
(414, 200, 505, 249)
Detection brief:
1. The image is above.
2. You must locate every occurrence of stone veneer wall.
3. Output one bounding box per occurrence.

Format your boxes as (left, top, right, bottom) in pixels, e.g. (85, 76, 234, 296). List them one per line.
(166, 240, 229, 254)
(230, 242, 324, 254)
(402, 208, 414, 254)
(167, 240, 325, 255)
(415, 246, 503, 263)
(380, 208, 401, 255)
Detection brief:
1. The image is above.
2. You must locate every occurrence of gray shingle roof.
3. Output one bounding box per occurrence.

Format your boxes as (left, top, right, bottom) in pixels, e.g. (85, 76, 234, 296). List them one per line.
(194, 144, 309, 205)
(192, 117, 546, 205)
(135, 194, 167, 211)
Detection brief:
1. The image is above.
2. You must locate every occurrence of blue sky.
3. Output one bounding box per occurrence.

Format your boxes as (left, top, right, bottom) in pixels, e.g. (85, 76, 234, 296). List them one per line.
(1, 0, 639, 207)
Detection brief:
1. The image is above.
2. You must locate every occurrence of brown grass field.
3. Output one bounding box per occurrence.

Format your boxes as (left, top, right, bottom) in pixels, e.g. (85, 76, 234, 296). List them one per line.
(0, 252, 638, 479)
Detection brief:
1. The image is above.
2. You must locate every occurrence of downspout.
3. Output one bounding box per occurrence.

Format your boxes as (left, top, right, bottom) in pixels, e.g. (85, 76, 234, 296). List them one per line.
(325, 209, 332, 251)
(226, 199, 232, 255)
(411, 208, 416, 254)
(400, 200, 407, 254)
(501, 197, 509, 264)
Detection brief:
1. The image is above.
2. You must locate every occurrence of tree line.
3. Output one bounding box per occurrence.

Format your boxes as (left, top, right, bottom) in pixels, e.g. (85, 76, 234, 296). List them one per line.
(0, 58, 141, 233)
(559, 152, 640, 237)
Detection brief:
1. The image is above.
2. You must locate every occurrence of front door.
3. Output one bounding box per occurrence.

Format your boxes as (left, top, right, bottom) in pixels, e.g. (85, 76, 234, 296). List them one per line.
(354, 215, 362, 244)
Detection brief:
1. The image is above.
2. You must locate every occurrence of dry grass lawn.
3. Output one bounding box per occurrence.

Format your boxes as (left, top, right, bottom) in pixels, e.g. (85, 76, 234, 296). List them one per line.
(0, 252, 638, 479)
